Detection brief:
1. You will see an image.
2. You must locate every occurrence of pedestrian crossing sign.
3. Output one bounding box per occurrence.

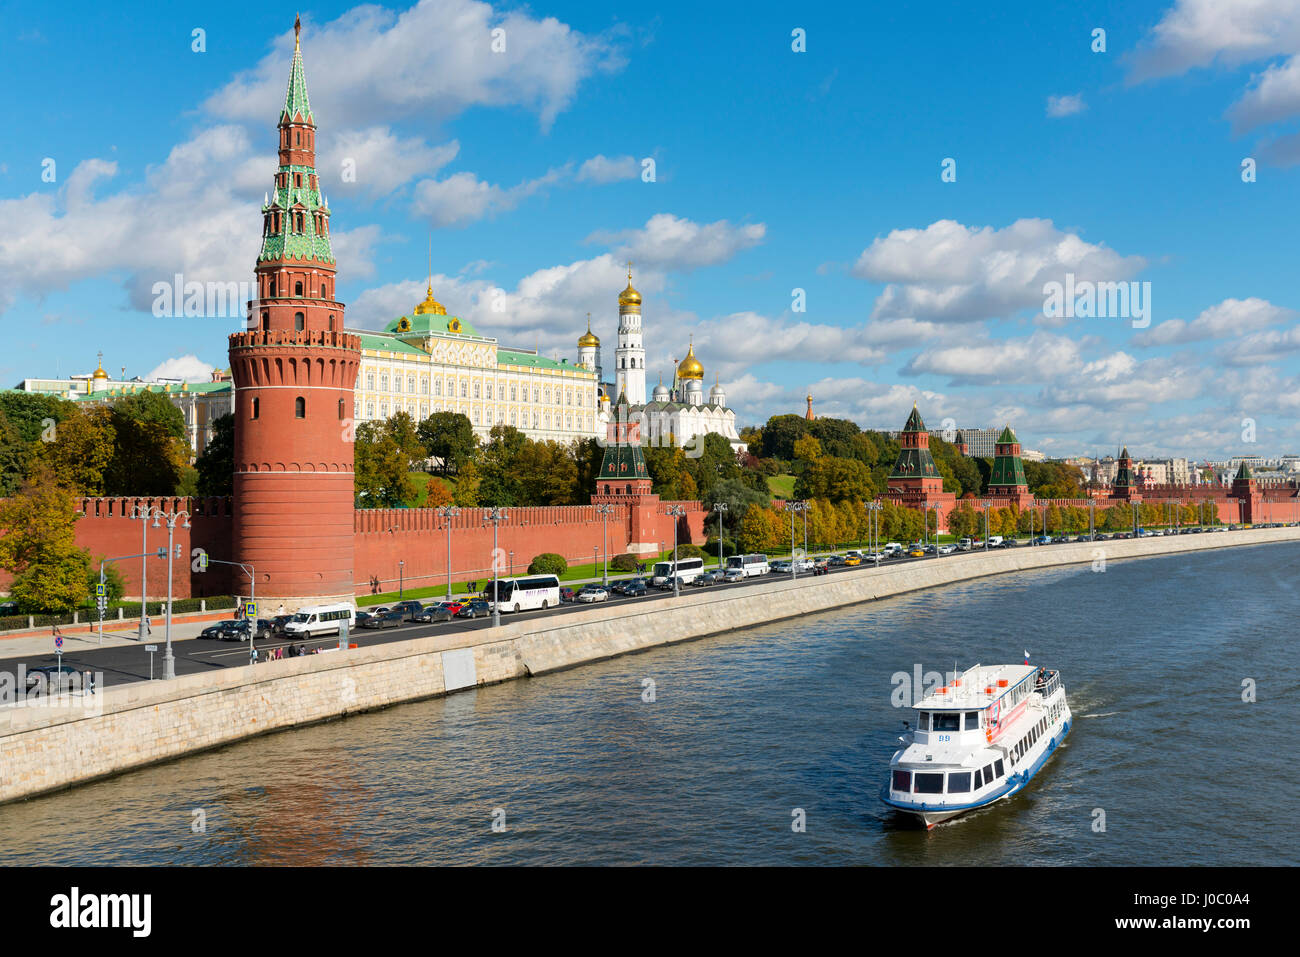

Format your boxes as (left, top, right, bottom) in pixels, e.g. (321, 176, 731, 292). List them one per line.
(95, 583, 106, 597)
(245, 601, 257, 619)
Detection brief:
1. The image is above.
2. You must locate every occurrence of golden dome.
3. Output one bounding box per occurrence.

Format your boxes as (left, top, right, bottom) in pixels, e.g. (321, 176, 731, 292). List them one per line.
(677, 341, 704, 380)
(413, 283, 446, 316)
(578, 314, 600, 348)
(92, 362, 109, 380)
(618, 262, 641, 310)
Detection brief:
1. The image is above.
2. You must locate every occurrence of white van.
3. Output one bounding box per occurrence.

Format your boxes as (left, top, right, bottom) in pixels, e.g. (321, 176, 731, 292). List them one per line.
(283, 603, 356, 638)
(987, 535, 1004, 547)
(883, 542, 904, 557)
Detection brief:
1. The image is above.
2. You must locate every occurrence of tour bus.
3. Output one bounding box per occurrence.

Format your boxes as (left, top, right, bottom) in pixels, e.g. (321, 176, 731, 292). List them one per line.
(725, 554, 771, 578)
(484, 575, 561, 613)
(651, 557, 706, 586)
(283, 603, 356, 638)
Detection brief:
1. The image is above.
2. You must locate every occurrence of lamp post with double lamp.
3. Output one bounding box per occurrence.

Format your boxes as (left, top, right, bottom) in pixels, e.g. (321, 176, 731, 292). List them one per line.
(398, 560, 405, 599)
(437, 505, 460, 598)
(666, 505, 686, 596)
(595, 503, 615, 585)
(129, 504, 155, 640)
(788, 501, 809, 579)
(983, 503, 991, 551)
(713, 502, 728, 571)
(1089, 500, 1097, 541)
(144, 507, 190, 680)
(865, 501, 880, 558)
(485, 507, 507, 626)
(927, 503, 943, 556)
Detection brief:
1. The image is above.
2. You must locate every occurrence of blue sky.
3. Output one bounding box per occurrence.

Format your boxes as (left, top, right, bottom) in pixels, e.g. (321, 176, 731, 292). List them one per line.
(3, 0, 1300, 459)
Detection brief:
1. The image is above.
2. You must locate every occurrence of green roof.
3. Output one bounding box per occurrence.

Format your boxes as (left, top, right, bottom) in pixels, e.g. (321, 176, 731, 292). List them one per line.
(1235, 461, 1253, 481)
(356, 333, 428, 357)
(997, 425, 1018, 444)
(889, 446, 939, 480)
(383, 312, 480, 338)
(901, 404, 926, 433)
(498, 350, 590, 374)
(282, 45, 313, 124)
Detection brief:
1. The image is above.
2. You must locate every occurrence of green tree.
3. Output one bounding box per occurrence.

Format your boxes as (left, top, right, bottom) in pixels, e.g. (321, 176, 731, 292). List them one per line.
(760, 414, 811, 460)
(796, 456, 877, 503)
(354, 421, 416, 507)
(528, 552, 568, 575)
(42, 405, 116, 495)
(0, 465, 91, 612)
(195, 413, 235, 496)
(103, 391, 189, 495)
(418, 411, 477, 475)
(452, 460, 481, 506)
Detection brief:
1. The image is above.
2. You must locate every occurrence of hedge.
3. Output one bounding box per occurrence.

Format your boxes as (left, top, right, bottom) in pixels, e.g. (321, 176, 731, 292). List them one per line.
(0, 595, 237, 631)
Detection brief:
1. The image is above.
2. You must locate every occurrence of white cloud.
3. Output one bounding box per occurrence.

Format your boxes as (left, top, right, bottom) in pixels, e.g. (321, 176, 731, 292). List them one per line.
(854, 218, 1146, 324)
(1226, 56, 1300, 133)
(903, 331, 1083, 384)
(321, 129, 459, 197)
(204, 0, 624, 133)
(146, 355, 215, 382)
(576, 154, 640, 183)
(1218, 325, 1300, 366)
(1127, 0, 1300, 82)
(1133, 297, 1293, 346)
(1046, 94, 1086, 117)
(588, 213, 766, 271)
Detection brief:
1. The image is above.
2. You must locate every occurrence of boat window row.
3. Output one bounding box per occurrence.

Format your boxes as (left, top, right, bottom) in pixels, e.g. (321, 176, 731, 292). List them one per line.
(892, 759, 1005, 796)
(1009, 713, 1054, 766)
(916, 711, 982, 732)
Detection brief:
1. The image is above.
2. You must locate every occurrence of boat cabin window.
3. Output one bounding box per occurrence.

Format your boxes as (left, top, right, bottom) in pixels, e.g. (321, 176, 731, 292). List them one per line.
(994, 759, 1005, 777)
(974, 767, 984, 787)
(933, 712, 960, 732)
(914, 773, 943, 794)
(892, 770, 911, 792)
(948, 772, 971, 793)
(964, 711, 981, 731)
(916, 712, 929, 731)
(984, 763, 995, 782)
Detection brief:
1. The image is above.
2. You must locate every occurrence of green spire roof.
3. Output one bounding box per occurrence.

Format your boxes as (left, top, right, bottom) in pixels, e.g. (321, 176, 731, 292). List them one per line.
(989, 426, 1027, 489)
(597, 395, 649, 482)
(282, 26, 313, 124)
(902, 404, 926, 433)
(1235, 460, 1253, 481)
(997, 424, 1018, 445)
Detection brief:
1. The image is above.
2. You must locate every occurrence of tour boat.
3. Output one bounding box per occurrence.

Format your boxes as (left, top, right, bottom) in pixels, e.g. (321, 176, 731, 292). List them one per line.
(880, 662, 1071, 829)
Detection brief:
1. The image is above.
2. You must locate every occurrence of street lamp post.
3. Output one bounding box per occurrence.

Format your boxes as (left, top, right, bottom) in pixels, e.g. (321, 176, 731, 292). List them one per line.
(147, 507, 191, 680)
(509, 551, 514, 577)
(713, 502, 728, 571)
(398, 559, 405, 599)
(438, 505, 460, 598)
(666, 505, 686, 596)
(788, 501, 808, 579)
(485, 507, 507, 627)
(928, 503, 943, 556)
(596, 503, 614, 585)
(130, 505, 154, 640)
(1089, 501, 1096, 541)
(866, 501, 882, 559)
(983, 503, 991, 551)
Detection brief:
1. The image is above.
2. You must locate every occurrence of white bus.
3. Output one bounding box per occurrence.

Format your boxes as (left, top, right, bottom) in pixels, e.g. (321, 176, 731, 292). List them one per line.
(283, 603, 355, 638)
(651, 557, 706, 586)
(726, 554, 770, 578)
(485, 575, 561, 612)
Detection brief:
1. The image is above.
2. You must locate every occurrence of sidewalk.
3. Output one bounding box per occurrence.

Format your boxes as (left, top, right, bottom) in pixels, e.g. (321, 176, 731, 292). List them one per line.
(0, 610, 232, 655)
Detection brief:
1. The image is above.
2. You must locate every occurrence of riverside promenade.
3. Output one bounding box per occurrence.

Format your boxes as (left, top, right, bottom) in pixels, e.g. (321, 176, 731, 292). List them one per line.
(2, 526, 1298, 805)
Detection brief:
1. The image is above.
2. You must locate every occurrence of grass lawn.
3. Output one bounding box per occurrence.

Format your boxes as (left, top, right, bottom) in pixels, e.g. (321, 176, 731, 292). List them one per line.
(767, 474, 796, 498)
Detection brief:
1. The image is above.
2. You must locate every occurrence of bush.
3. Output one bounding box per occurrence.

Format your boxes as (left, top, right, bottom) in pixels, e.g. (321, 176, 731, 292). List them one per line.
(528, 552, 568, 576)
(609, 553, 640, 572)
(675, 543, 708, 561)
(706, 538, 737, 557)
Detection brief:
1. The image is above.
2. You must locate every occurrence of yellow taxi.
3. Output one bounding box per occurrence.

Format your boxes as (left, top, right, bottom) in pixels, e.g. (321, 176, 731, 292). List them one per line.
(908, 548, 926, 558)
(844, 555, 862, 566)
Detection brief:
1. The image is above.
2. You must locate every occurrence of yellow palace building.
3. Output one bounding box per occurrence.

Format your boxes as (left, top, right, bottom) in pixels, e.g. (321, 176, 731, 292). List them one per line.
(350, 283, 601, 443)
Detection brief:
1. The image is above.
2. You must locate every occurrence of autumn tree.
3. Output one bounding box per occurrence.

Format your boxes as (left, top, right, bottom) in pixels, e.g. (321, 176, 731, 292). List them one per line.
(0, 465, 92, 612)
(354, 421, 416, 507)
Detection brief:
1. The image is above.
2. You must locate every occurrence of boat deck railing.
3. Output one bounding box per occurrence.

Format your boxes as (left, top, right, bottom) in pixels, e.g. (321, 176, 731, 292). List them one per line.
(1033, 669, 1062, 698)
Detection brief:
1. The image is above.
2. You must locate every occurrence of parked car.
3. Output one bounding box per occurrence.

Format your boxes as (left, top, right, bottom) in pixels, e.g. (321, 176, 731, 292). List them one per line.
(828, 555, 847, 567)
(420, 601, 463, 622)
(24, 665, 82, 694)
(454, 598, 492, 619)
(223, 618, 273, 641)
(792, 558, 816, 572)
(770, 560, 792, 574)
(577, 585, 610, 603)
(0, 601, 19, 615)
(654, 577, 685, 591)
(622, 579, 648, 597)
(723, 567, 747, 583)
(843, 555, 862, 566)
(958, 538, 973, 551)
(199, 619, 243, 640)
(937, 544, 957, 555)
(559, 587, 577, 603)
(360, 609, 404, 629)
(908, 548, 925, 558)
(694, 570, 725, 586)
(391, 600, 425, 622)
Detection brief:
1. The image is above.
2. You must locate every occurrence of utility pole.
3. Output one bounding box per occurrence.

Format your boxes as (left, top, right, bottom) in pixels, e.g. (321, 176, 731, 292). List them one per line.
(666, 505, 686, 596)
(438, 505, 460, 598)
(596, 503, 615, 585)
(713, 502, 728, 571)
(485, 507, 507, 626)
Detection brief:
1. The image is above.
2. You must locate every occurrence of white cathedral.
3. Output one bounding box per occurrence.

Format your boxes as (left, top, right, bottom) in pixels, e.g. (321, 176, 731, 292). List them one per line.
(580, 267, 746, 454)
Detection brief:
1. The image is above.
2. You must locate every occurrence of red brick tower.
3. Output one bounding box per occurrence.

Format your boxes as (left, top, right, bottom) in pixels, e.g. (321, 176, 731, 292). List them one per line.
(228, 19, 360, 610)
(592, 391, 661, 554)
(885, 404, 956, 528)
(987, 424, 1034, 507)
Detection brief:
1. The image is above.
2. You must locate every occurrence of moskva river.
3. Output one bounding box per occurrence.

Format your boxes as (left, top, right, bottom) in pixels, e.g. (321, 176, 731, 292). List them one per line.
(2, 543, 1295, 865)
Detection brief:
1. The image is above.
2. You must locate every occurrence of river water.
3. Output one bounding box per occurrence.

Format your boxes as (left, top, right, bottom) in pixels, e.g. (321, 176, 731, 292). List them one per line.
(1, 542, 1295, 866)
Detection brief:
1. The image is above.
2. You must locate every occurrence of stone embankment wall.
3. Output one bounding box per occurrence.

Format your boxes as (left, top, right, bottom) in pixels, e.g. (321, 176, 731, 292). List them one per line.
(3, 526, 1297, 804)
